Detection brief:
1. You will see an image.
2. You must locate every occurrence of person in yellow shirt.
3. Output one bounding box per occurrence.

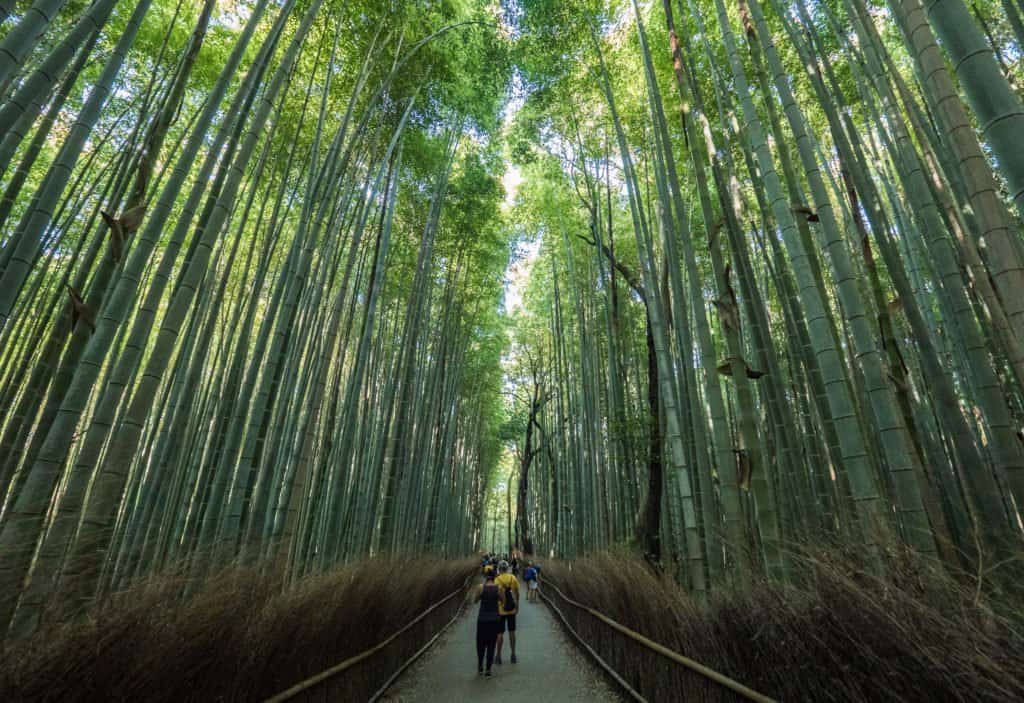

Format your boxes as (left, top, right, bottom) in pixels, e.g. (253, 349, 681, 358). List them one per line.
(494, 560, 519, 664)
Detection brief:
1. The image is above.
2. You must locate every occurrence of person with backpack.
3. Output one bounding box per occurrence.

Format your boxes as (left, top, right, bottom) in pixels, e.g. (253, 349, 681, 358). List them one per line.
(472, 570, 501, 676)
(523, 563, 538, 601)
(494, 560, 519, 664)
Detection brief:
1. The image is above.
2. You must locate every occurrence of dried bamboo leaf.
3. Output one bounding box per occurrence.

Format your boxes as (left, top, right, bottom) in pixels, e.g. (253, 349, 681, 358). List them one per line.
(716, 358, 766, 379)
(100, 210, 124, 263)
(791, 204, 819, 222)
(711, 298, 740, 332)
(887, 371, 911, 393)
(120, 204, 147, 232)
(735, 449, 752, 491)
(65, 284, 95, 334)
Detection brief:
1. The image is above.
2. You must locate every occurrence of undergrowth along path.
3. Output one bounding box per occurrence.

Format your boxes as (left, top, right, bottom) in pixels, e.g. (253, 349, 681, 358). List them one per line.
(378, 581, 623, 703)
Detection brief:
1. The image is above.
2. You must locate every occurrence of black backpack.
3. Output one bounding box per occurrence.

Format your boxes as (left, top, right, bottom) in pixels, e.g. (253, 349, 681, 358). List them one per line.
(502, 582, 517, 611)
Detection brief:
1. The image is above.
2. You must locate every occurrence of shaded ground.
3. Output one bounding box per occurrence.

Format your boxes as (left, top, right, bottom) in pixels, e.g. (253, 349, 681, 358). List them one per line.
(380, 581, 624, 702)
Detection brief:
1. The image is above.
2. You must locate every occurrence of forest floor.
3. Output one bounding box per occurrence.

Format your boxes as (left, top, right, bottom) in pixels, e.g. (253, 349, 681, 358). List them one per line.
(379, 581, 623, 702)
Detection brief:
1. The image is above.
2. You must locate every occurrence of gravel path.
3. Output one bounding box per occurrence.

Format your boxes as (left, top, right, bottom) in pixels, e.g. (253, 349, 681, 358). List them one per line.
(379, 581, 624, 703)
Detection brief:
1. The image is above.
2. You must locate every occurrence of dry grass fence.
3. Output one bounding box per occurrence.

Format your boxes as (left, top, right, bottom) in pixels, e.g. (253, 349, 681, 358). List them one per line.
(541, 547, 1024, 702)
(0, 556, 476, 702)
(5, 546, 1023, 702)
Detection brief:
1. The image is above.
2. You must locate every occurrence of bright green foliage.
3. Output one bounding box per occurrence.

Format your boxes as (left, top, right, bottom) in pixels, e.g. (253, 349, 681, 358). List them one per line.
(0, 0, 513, 637)
(501, 0, 1024, 591)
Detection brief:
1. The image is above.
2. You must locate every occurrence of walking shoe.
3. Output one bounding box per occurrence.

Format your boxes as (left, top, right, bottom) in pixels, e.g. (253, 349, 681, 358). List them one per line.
(478, 669, 484, 676)
(511, 654, 517, 664)
(485, 670, 493, 677)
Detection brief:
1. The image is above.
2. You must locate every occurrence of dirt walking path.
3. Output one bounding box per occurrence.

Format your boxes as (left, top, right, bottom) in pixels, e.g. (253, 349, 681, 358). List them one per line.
(379, 581, 624, 702)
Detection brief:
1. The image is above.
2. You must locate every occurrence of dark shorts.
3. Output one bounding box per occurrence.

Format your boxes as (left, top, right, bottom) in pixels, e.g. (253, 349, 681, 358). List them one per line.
(500, 614, 517, 632)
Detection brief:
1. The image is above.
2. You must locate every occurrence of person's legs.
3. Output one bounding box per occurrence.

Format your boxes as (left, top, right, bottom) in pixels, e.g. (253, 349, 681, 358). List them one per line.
(495, 620, 504, 663)
(484, 621, 497, 673)
(508, 614, 517, 662)
(476, 621, 486, 672)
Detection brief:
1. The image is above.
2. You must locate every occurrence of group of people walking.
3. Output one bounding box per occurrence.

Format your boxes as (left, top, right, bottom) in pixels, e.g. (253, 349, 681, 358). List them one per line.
(472, 553, 542, 677)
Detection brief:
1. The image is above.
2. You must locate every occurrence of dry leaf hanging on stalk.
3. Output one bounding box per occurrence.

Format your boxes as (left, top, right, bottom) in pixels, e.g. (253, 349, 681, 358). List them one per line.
(734, 449, 752, 491)
(712, 264, 741, 333)
(707, 218, 724, 252)
(716, 357, 767, 379)
(738, 1, 755, 37)
(712, 298, 739, 332)
(65, 284, 95, 333)
(100, 204, 147, 263)
(791, 204, 819, 222)
(135, 155, 152, 198)
(887, 370, 911, 393)
(99, 211, 124, 262)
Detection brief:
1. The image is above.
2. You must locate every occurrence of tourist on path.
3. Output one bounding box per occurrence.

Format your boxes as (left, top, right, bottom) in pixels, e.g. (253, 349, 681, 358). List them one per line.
(523, 563, 538, 601)
(472, 570, 501, 676)
(495, 560, 519, 664)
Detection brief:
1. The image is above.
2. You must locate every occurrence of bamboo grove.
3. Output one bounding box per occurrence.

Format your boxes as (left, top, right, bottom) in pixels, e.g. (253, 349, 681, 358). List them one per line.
(2, 0, 1024, 644)
(503, 0, 1024, 596)
(0, 1, 511, 639)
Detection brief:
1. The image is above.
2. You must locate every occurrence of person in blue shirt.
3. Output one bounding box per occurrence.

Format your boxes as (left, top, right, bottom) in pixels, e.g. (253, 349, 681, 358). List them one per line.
(523, 563, 538, 602)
